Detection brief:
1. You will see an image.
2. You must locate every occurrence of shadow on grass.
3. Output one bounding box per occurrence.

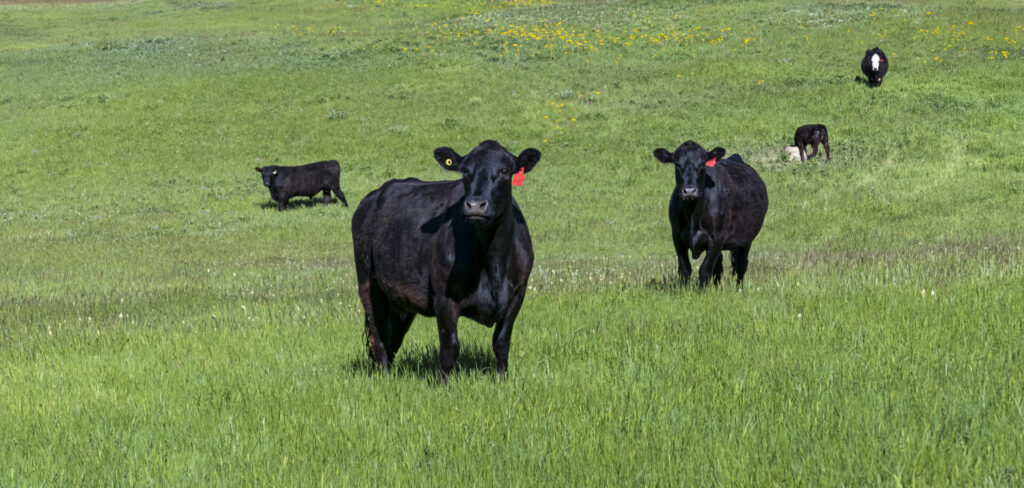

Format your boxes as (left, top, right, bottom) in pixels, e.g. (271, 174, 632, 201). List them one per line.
(257, 198, 346, 211)
(346, 343, 498, 382)
(644, 274, 689, 292)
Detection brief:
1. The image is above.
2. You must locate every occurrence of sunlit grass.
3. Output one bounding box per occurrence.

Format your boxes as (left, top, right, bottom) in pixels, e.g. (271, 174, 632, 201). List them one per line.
(1, 0, 1023, 485)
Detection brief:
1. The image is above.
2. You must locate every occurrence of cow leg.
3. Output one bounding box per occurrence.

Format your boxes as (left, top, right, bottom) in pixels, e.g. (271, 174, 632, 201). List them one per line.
(712, 256, 724, 286)
(330, 184, 349, 207)
(810, 142, 819, 159)
(321, 189, 331, 205)
(823, 141, 831, 161)
(277, 198, 288, 211)
(358, 280, 391, 370)
(385, 309, 415, 364)
(671, 231, 692, 285)
(493, 289, 526, 378)
(799, 145, 807, 162)
(698, 244, 724, 288)
(731, 247, 751, 287)
(435, 304, 460, 383)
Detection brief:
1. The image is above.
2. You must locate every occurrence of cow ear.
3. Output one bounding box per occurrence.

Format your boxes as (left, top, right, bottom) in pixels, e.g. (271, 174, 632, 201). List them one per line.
(653, 148, 674, 163)
(255, 167, 262, 172)
(709, 147, 726, 160)
(516, 148, 541, 173)
(434, 147, 464, 172)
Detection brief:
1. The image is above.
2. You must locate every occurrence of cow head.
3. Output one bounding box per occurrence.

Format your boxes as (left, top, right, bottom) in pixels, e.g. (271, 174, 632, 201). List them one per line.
(255, 166, 278, 187)
(434, 140, 541, 225)
(653, 141, 725, 201)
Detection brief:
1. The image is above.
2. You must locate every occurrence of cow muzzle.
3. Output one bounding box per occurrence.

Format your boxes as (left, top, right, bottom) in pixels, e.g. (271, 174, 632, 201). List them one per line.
(463, 198, 492, 222)
(680, 187, 699, 200)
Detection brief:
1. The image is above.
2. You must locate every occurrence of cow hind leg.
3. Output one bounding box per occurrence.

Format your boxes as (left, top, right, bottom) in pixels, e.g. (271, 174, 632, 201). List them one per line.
(810, 142, 820, 159)
(823, 141, 831, 161)
(799, 145, 808, 162)
(358, 280, 392, 370)
(731, 246, 751, 287)
(322, 189, 332, 205)
(385, 309, 415, 364)
(330, 184, 349, 207)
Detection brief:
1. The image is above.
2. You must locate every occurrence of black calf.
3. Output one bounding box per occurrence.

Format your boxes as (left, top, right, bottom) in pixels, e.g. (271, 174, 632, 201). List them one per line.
(255, 160, 348, 211)
(794, 124, 830, 162)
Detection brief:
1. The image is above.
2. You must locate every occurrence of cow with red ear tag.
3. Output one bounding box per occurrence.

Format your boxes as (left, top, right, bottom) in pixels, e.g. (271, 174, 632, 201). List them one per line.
(652, 140, 768, 287)
(352, 140, 541, 381)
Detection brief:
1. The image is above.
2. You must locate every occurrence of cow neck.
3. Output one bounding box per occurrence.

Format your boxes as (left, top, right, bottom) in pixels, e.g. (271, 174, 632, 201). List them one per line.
(471, 207, 514, 258)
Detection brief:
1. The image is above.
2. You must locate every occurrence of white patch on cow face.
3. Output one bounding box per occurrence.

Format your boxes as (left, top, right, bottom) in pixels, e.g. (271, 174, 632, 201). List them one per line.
(871, 53, 880, 71)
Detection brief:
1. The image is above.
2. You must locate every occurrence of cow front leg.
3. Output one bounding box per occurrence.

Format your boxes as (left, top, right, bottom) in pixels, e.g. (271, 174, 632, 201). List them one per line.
(698, 244, 724, 288)
(671, 231, 692, 284)
(493, 289, 527, 378)
(277, 198, 288, 211)
(435, 304, 460, 383)
(810, 142, 820, 159)
(799, 145, 808, 162)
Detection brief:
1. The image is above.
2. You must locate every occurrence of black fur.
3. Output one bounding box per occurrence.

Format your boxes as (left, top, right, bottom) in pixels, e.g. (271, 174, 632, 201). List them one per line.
(351, 140, 540, 381)
(861, 47, 889, 88)
(653, 141, 769, 287)
(255, 160, 348, 211)
(794, 124, 830, 161)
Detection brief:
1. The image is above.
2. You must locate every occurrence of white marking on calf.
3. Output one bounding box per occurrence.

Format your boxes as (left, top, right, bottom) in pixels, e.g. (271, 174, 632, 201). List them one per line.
(871, 53, 880, 71)
(784, 146, 801, 161)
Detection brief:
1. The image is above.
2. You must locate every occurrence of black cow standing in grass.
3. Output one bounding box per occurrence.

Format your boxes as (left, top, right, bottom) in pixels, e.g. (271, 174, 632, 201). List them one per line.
(861, 47, 889, 87)
(255, 160, 348, 211)
(794, 124, 831, 162)
(653, 141, 768, 287)
(351, 140, 540, 380)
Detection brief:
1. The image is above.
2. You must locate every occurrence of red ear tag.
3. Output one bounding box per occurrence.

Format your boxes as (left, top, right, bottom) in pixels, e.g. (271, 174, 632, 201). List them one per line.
(511, 167, 525, 186)
(704, 157, 717, 168)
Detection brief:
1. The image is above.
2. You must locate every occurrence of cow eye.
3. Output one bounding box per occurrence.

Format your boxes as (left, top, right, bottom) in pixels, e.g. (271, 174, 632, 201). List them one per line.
(499, 168, 510, 177)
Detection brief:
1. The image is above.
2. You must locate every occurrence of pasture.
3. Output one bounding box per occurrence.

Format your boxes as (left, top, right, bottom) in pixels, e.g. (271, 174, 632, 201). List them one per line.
(1, 0, 1022, 484)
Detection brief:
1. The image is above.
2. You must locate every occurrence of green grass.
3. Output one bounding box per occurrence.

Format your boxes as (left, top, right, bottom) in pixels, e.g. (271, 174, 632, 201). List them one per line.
(2, 0, 1023, 485)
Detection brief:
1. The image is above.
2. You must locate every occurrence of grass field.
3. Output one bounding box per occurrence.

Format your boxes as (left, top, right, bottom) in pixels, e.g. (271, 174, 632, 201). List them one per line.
(2, 0, 1023, 485)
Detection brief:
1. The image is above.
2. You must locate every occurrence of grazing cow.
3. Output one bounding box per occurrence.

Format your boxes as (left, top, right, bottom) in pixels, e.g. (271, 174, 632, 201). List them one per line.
(351, 140, 540, 380)
(254, 160, 348, 211)
(653, 141, 768, 287)
(794, 124, 831, 162)
(861, 47, 889, 87)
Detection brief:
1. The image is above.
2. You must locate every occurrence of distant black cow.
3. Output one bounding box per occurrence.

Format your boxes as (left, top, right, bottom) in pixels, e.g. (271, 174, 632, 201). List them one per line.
(861, 47, 889, 87)
(794, 124, 830, 162)
(254, 160, 348, 211)
(653, 141, 768, 287)
(351, 140, 540, 380)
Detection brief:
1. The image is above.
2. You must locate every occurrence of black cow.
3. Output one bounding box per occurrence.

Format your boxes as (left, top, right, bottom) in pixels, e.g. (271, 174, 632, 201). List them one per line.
(351, 140, 540, 380)
(653, 141, 768, 287)
(254, 160, 348, 211)
(861, 47, 889, 87)
(794, 124, 830, 162)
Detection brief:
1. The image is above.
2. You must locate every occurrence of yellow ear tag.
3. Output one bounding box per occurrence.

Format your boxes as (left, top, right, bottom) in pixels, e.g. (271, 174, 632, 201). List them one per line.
(445, 159, 453, 167)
